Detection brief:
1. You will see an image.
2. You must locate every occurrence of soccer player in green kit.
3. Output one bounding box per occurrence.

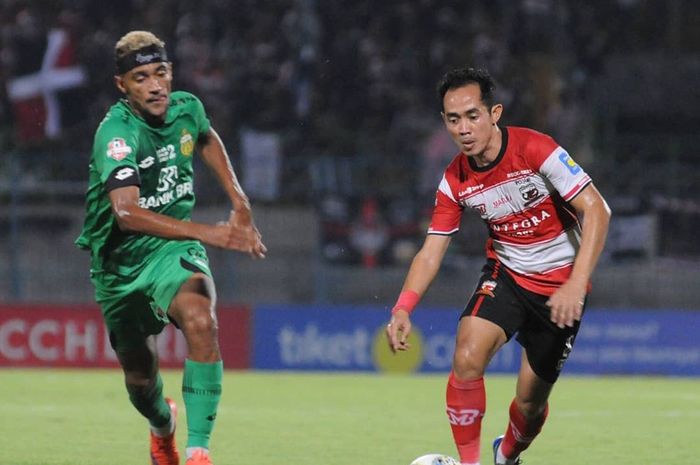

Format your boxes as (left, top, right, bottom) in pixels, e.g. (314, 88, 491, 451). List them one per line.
(76, 31, 266, 465)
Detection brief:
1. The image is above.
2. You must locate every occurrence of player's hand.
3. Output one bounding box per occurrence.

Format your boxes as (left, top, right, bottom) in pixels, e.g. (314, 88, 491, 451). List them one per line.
(202, 221, 239, 250)
(385, 309, 412, 353)
(546, 280, 586, 328)
(226, 208, 267, 258)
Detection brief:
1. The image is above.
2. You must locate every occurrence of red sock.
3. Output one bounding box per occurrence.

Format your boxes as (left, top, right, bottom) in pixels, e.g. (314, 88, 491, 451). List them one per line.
(501, 399, 549, 459)
(446, 372, 485, 464)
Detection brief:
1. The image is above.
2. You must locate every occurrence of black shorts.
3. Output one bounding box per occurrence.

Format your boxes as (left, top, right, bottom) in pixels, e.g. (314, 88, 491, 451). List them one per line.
(461, 259, 584, 383)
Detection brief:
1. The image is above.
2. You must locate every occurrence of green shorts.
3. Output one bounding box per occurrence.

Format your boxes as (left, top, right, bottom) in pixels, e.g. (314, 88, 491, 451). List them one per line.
(91, 240, 212, 353)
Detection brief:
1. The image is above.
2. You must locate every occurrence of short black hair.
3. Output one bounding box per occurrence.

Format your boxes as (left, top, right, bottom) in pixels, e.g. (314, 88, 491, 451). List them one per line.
(437, 67, 496, 111)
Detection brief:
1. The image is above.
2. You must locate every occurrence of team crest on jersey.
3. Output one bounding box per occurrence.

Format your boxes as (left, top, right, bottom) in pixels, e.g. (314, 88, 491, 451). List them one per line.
(519, 181, 542, 205)
(106, 138, 132, 161)
(180, 129, 194, 156)
(476, 280, 497, 298)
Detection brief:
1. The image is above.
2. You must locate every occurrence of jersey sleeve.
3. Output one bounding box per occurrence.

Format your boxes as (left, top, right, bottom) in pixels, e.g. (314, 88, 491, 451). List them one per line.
(427, 175, 463, 235)
(92, 122, 141, 192)
(192, 94, 212, 138)
(537, 146, 592, 201)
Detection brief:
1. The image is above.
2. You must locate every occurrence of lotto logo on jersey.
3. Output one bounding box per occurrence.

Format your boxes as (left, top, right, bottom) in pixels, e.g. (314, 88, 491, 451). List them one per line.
(106, 138, 132, 161)
(114, 167, 135, 181)
(139, 156, 155, 169)
(558, 151, 581, 175)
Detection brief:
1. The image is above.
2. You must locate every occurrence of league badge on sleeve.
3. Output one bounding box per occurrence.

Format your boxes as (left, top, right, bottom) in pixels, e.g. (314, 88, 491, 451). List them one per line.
(106, 137, 133, 161)
(557, 150, 581, 175)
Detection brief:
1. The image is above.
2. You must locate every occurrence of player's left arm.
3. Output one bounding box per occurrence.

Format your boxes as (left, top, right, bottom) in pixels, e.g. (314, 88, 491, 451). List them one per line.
(547, 183, 611, 328)
(197, 127, 266, 258)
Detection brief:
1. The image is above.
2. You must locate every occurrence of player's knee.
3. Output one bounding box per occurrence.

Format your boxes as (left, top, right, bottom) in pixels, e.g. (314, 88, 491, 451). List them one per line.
(124, 371, 156, 389)
(179, 306, 218, 338)
(452, 348, 487, 379)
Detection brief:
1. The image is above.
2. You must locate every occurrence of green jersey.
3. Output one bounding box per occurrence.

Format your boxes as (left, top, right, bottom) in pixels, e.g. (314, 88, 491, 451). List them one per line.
(76, 91, 211, 276)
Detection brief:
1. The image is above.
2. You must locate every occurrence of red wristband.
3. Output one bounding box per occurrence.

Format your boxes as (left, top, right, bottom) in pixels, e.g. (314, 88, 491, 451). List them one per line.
(391, 290, 420, 315)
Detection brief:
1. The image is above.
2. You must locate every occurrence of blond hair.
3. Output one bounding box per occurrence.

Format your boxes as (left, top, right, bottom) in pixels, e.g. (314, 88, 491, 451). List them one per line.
(115, 31, 165, 60)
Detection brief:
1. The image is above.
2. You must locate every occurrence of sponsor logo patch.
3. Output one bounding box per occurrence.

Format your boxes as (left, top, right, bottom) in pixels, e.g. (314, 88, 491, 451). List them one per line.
(458, 184, 484, 197)
(507, 169, 533, 179)
(490, 209, 551, 237)
(156, 144, 176, 162)
(106, 138, 132, 161)
(135, 52, 158, 63)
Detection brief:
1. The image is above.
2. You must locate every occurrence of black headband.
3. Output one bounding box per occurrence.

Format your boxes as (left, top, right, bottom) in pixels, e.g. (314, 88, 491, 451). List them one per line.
(116, 44, 168, 74)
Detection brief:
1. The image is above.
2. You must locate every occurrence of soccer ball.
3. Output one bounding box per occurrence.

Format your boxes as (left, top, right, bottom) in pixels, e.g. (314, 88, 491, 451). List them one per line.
(410, 454, 460, 465)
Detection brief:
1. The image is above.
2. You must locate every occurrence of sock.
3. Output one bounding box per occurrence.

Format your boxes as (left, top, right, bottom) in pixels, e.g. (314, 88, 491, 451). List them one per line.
(186, 447, 209, 459)
(500, 398, 549, 460)
(126, 373, 171, 430)
(446, 372, 485, 465)
(182, 359, 223, 449)
(151, 419, 175, 438)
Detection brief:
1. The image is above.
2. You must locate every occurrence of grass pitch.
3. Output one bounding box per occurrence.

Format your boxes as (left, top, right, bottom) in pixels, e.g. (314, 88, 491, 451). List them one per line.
(1, 369, 697, 464)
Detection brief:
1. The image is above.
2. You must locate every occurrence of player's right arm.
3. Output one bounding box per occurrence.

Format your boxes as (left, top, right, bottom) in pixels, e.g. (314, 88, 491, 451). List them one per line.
(387, 169, 462, 353)
(387, 234, 452, 352)
(108, 185, 250, 250)
(95, 121, 250, 251)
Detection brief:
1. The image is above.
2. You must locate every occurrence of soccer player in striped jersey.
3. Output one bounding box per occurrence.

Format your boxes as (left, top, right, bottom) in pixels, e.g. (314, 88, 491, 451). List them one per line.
(386, 67, 611, 465)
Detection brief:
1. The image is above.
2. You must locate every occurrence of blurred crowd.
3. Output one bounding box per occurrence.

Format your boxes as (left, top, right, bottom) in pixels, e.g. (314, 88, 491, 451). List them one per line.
(0, 0, 698, 201)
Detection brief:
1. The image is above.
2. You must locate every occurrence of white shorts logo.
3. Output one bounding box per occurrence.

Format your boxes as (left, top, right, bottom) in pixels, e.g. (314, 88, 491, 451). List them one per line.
(556, 335, 575, 371)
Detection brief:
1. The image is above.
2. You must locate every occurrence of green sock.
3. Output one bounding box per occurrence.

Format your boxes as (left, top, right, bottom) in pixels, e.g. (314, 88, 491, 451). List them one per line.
(127, 373, 171, 428)
(182, 359, 223, 449)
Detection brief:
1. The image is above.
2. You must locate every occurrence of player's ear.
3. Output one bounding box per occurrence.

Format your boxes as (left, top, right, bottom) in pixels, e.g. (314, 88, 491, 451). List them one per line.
(490, 104, 503, 124)
(114, 74, 127, 94)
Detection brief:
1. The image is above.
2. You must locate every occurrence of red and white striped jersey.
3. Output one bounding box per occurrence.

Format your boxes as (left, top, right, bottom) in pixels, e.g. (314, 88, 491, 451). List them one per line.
(428, 126, 592, 295)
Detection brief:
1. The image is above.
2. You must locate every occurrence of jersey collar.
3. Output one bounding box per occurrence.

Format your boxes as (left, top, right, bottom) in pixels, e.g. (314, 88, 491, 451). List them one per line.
(467, 126, 509, 172)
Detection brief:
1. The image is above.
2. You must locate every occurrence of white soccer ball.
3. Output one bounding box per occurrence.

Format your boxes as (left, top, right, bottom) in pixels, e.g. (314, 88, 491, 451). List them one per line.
(410, 454, 460, 465)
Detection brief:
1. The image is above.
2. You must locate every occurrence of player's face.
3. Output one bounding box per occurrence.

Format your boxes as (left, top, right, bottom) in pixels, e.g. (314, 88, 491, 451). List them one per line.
(441, 84, 502, 158)
(115, 62, 172, 123)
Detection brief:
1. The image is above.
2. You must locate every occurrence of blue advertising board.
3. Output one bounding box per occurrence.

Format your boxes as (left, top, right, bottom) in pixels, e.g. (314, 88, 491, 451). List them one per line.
(253, 305, 700, 376)
(253, 304, 463, 373)
(567, 309, 700, 376)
